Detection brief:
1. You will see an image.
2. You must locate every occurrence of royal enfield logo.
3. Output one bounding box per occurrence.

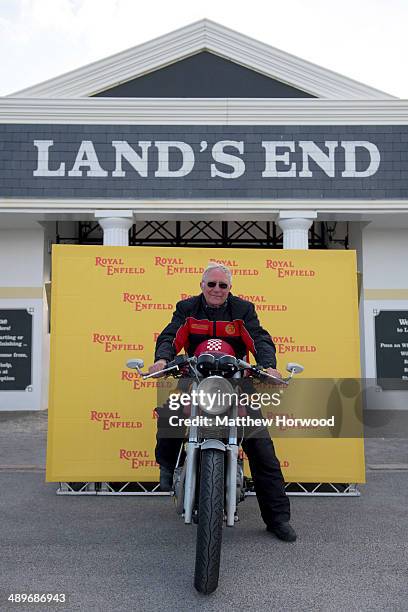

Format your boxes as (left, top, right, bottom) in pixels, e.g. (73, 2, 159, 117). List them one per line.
(122, 292, 173, 312)
(271, 335, 316, 354)
(121, 370, 173, 390)
(209, 258, 238, 267)
(92, 333, 143, 353)
(238, 294, 288, 312)
(210, 258, 258, 276)
(266, 260, 316, 278)
(119, 449, 158, 470)
(154, 256, 203, 276)
(89, 410, 143, 430)
(95, 257, 145, 276)
(231, 268, 258, 276)
(154, 257, 257, 277)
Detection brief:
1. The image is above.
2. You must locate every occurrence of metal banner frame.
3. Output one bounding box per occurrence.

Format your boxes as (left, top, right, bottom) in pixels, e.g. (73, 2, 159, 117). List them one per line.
(56, 481, 360, 497)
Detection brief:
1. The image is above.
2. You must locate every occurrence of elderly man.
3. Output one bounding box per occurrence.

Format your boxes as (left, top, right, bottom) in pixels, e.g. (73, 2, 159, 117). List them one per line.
(149, 262, 296, 542)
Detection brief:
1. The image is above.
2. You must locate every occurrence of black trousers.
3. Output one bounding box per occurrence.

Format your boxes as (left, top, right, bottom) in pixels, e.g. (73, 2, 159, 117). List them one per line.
(155, 406, 290, 526)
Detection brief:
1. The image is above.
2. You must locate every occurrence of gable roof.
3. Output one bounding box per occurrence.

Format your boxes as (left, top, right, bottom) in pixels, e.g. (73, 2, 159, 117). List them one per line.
(10, 19, 394, 99)
(92, 51, 315, 98)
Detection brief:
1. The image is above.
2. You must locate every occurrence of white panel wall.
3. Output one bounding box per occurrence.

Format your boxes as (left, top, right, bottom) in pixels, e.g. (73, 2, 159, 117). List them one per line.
(362, 230, 408, 289)
(361, 227, 408, 410)
(0, 227, 45, 410)
(0, 228, 44, 285)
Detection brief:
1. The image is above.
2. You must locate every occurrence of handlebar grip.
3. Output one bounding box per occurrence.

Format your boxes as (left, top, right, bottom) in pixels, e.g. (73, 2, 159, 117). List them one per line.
(258, 370, 288, 386)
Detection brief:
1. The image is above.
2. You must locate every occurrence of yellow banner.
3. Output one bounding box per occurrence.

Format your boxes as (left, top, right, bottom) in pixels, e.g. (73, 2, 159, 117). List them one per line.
(46, 246, 365, 483)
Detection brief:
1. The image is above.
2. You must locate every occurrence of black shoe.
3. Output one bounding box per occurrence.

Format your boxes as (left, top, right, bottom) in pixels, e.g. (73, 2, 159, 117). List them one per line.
(266, 521, 297, 542)
(159, 466, 173, 492)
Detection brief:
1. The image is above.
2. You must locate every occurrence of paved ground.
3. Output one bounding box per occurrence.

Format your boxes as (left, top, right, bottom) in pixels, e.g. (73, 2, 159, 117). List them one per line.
(0, 411, 407, 612)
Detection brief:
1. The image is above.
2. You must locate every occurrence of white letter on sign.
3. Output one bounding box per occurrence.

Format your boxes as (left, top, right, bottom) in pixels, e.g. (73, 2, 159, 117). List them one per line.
(211, 141, 245, 178)
(341, 141, 380, 177)
(155, 141, 194, 177)
(112, 141, 151, 177)
(68, 141, 108, 177)
(33, 140, 65, 177)
(298, 141, 338, 177)
(262, 142, 296, 177)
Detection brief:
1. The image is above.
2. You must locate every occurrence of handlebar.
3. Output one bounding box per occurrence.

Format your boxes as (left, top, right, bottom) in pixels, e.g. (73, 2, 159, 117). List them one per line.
(235, 359, 288, 385)
(126, 355, 195, 379)
(126, 355, 304, 385)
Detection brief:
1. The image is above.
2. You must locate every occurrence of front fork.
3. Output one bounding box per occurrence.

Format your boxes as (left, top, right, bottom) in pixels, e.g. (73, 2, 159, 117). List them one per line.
(183, 442, 238, 527)
(225, 444, 238, 527)
(183, 441, 199, 524)
(183, 385, 239, 528)
(183, 381, 199, 524)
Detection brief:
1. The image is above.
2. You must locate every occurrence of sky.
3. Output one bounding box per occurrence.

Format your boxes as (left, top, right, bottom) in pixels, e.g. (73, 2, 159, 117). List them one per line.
(0, 0, 407, 98)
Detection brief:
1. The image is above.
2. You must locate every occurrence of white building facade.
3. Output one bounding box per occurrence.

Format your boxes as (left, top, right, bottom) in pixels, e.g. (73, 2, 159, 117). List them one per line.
(1, 20, 407, 411)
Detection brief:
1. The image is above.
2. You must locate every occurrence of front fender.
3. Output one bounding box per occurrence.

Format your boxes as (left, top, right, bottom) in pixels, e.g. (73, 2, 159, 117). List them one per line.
(200, 440, 227, 452)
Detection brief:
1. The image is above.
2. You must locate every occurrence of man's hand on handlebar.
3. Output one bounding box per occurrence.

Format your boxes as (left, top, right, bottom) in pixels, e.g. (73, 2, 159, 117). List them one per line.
(264, 367, 283, 379)
(148, 359, 167, 377)
(261, 367, 287, 388)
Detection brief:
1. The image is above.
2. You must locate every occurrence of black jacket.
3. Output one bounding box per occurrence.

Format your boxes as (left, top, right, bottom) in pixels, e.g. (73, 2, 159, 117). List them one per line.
(155, 294, 277, 368)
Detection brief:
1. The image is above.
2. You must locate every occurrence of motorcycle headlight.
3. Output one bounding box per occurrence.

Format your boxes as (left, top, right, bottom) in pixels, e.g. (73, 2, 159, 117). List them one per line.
(197, 376, 235, 415)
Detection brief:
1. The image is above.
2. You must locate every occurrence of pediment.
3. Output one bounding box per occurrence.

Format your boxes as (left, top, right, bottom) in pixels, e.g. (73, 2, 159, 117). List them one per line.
(11, 20, 394, 99)
(92, 51, 314, 98)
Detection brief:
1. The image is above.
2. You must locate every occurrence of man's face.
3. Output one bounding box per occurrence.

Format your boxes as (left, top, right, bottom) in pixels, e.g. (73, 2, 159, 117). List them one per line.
(201, 269, 231, 307)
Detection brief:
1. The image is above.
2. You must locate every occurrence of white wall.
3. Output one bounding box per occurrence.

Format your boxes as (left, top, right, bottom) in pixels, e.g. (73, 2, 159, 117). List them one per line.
(362, 229, 408, 289)
(0, 226, 45, 410)
(0, 227, 44, 285)
(360, 227, 408, 410)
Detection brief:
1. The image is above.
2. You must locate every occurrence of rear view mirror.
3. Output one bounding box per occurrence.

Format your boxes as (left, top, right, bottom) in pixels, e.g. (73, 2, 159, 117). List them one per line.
(126, 358, 144, 370)
(286, 362, 304, 375)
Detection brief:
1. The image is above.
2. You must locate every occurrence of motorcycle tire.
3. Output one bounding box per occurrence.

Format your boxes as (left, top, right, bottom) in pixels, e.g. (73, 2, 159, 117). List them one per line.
(194, 449, 224, 595)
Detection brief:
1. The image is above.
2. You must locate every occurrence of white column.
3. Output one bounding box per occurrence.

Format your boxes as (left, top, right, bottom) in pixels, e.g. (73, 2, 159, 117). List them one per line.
(277, 211, 318, 249)
(94, 210, 134, 246)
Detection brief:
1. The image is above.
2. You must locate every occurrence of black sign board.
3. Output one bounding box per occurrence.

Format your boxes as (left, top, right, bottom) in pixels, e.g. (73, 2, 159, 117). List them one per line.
(0, 309, 33, 391)
(375, 310, 408, 391)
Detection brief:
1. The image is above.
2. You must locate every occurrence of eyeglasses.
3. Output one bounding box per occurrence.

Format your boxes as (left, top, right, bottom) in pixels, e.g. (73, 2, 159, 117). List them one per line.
(206, 281, 229, 289)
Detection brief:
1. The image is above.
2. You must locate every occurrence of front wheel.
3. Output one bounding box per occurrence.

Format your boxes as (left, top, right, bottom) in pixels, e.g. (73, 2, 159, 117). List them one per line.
(194, 449, 224, 594)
